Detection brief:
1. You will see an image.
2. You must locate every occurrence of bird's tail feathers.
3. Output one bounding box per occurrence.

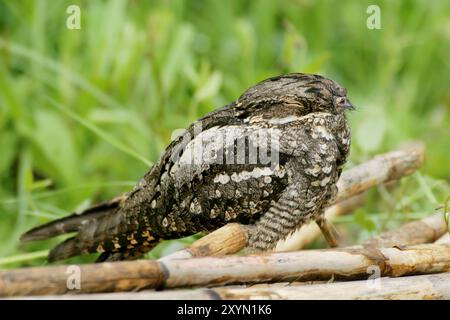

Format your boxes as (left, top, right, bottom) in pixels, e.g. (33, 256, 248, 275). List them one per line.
(20, 195, 127, 242)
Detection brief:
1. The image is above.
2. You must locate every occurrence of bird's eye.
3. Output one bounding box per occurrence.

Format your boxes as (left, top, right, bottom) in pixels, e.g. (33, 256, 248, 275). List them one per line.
(336, 97, 346, 105)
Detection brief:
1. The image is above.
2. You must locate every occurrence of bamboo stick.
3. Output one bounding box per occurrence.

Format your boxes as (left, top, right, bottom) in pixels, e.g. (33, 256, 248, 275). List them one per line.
(21, 272, 449, 300)
(215, 272, 450, 300)
(7, 289, 215, 300)
(435, 233, 450, 244)
(363, 213, 448, 248)
(334, 142, 425, 203)
(1, 242, 449, 297)
(162, 142, 425, 259)
(159, 223, 247, 261)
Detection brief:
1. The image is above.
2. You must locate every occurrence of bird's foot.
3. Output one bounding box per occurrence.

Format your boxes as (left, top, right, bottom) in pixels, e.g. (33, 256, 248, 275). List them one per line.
(316, 217, 340, 248)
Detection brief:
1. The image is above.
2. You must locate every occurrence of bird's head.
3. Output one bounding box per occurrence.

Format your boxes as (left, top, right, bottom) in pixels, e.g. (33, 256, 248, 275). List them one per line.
(236, 73, 354, 115)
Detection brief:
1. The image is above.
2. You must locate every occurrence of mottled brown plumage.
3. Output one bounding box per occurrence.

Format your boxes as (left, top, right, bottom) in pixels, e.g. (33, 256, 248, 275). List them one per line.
(21, 73, 354, 262)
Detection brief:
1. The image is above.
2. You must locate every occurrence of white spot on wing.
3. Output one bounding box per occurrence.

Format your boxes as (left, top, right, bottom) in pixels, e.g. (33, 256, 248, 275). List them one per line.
(214, 173, 230, 184)
(268, 115, 302, 125)
(320, 176, 331, 186)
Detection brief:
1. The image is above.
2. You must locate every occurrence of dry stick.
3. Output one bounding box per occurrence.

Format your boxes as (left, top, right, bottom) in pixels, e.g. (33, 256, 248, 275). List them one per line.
(7, 289, 217, 300)
(24, 272, 450, 300)
(162, 142, 425, 260)
(20, 228, 450, 300)
(214, 273, 450, 300)
(363, 212, 448, 248)
(211, 272, 450, 300)
(1, 242, 449, 297)
(435, 233, 450, 244)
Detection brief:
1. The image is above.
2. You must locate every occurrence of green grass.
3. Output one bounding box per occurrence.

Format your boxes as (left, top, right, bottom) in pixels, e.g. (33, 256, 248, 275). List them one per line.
(0, 0, 449, 267)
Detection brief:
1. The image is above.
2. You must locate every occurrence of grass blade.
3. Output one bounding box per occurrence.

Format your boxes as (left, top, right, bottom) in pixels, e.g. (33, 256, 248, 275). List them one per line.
(44, 96, 153, 167)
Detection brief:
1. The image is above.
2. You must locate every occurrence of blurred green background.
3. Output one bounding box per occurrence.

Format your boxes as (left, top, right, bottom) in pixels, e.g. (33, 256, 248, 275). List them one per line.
(0, 0, 449, 267)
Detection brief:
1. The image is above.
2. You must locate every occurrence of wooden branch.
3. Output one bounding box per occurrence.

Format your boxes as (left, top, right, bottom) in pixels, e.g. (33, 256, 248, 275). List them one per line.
(21, 272, 450, 300)
(435, 233, 450, 244)
(159, 223, 247, 261)
(8, 289, 217, 300)
(1, 242, 448, 297)
(334, 142, 425, 203)
(162, 142, 425, 259)
(363, 213, 448, 248)
(214, 272, 450, 300)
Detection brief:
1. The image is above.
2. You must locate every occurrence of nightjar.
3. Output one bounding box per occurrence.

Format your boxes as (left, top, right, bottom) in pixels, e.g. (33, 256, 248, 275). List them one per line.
(21, 73, 354, 262)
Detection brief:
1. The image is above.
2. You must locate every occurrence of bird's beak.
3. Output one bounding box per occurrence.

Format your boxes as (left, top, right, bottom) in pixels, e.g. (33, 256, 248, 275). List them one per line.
(343, 99, 355, 110)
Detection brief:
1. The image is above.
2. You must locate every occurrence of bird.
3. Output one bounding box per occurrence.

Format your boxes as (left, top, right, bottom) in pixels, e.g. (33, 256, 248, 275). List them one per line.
(21, 73, 354, 262)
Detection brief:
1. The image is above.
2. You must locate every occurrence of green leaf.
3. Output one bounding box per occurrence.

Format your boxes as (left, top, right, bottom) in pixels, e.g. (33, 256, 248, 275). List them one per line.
(0, 250, 49, 266)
